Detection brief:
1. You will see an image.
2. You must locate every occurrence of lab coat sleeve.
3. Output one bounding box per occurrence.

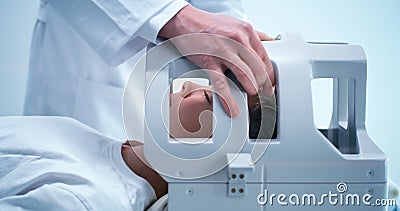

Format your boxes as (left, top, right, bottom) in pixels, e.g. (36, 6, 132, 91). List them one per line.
(0, 184, 89, 210)
(45, 0, 189, 66)
(188, 0, 247, 20)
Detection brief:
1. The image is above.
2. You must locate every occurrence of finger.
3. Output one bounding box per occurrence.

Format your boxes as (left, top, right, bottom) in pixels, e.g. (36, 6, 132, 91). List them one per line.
(235, 44, 268, 90)
(222, 55, 258, 96)
(249, 31, 275, 86)
(206, 68, 240, 118)
(259, 79, 275, 96)
(256, 30, 274, 41)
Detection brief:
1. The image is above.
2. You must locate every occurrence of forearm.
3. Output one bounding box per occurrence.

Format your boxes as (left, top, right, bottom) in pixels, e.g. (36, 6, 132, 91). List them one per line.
(46, 0, 188, 65)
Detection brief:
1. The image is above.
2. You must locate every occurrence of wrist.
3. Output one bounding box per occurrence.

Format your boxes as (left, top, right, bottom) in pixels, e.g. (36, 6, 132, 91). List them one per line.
(159, 5, 204, 39)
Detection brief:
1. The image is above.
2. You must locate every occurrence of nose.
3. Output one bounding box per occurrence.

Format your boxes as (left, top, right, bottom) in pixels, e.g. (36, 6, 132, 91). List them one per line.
(180, 81, 212, 97)
(180, 81, 196, 97)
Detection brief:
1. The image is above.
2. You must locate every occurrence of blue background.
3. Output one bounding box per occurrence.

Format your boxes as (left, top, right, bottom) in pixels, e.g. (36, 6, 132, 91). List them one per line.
(0, 1, 399, 185)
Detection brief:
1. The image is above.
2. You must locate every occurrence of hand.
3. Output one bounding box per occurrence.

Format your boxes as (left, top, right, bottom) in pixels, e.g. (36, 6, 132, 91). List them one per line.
(159, 5, 275, 117)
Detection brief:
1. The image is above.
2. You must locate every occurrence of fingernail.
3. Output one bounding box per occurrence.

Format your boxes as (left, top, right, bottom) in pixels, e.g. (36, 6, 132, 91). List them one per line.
(231, 108, 240, 118)
(266, 88, 274, 96)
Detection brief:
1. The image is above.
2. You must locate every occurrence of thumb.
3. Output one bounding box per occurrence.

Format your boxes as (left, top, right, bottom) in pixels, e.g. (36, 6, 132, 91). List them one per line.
(256, 30, 274, 41)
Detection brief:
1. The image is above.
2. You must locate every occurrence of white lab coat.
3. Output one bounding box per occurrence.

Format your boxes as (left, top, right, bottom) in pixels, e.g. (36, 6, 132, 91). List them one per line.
(24, 0, 246, 140)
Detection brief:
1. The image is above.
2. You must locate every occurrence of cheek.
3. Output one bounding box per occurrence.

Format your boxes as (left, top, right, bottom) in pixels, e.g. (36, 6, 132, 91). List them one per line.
(170, 93, 213, 137)
(179, 100, 203, 133)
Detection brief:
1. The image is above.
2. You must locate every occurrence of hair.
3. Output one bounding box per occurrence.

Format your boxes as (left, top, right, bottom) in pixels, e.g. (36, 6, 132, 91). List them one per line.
(248, 94, 277, 139)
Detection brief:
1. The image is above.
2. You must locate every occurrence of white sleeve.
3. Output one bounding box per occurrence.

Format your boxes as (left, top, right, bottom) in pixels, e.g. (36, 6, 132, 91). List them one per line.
(46, 0, 189, 66)
(188, 0, 247, 20)
(0, 185, 88, 210)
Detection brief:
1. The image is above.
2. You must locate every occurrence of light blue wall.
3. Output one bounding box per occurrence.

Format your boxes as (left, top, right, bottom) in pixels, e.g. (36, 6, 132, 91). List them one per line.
(0, 0, 398, 185)
(0, 0, 39, 116)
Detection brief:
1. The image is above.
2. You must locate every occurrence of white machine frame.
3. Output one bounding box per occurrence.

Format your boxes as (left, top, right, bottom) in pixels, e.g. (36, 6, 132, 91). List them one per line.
(142, 32, 388, 210)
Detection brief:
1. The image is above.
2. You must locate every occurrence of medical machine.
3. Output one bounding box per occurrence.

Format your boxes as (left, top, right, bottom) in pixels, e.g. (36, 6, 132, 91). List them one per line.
(140, 32, 396, 210)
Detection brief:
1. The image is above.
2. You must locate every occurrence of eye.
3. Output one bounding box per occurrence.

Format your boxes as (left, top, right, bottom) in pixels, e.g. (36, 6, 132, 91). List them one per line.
(204, 90, 212, 105)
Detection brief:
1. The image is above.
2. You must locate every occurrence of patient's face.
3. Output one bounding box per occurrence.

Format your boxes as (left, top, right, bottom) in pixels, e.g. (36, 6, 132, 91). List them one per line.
(170, 81, 213, 138)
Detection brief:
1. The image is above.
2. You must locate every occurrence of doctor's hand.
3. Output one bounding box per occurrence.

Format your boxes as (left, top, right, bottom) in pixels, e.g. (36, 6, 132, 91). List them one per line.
(159, 5, 275, 118)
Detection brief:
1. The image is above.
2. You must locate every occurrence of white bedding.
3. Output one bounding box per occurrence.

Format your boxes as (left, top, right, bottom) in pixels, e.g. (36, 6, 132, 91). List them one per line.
(147, 194, 168, 211)
(0, 116, 156, 210)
